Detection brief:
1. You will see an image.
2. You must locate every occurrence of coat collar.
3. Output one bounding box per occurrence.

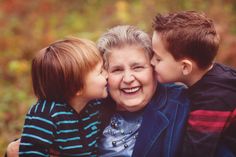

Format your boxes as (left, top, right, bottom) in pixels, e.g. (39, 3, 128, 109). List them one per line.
(132, 84, 170, 157)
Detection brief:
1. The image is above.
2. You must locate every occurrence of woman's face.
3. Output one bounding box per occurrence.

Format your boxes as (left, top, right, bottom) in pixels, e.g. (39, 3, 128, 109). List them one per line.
(107, 46, 157, 112)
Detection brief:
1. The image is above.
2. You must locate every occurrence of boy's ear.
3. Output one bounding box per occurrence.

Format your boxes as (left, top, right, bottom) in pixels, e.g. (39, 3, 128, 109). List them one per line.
(181, 59, 193, 75)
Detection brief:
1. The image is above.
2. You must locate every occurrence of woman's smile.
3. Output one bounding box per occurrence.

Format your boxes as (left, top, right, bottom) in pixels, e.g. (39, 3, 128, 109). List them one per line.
(121, 86, 141, 94)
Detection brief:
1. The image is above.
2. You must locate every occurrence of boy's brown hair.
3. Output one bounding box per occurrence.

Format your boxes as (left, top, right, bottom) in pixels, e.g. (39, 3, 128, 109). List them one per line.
(31, 37, 102, 103)
(153, 11, 220, 69)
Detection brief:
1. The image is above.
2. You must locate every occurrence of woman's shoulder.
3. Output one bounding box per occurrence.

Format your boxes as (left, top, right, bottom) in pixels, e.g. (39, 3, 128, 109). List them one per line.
(158, 83, 190, 108)
(163, 83, 188, 100)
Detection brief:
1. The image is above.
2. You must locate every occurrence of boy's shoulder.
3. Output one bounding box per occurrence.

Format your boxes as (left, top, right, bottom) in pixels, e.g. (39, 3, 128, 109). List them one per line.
(188, 63, 236, 109)
(27, 100, 68, 117)
(192, 63, 236, 92)
(207, 63, 236, 79)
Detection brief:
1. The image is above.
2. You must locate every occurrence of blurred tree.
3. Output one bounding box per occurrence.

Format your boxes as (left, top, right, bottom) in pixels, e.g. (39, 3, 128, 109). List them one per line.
(0, 0, 236, 155)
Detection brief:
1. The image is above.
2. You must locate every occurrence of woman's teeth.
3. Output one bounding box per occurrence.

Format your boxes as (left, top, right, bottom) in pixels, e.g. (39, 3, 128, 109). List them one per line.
(122, 87, 140, 93)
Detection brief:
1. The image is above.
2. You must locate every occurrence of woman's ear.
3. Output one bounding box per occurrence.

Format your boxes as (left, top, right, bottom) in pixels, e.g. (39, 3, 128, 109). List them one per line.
(181, 59, 193, 75)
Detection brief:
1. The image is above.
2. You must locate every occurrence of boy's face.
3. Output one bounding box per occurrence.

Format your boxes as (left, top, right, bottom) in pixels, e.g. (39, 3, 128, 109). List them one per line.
(82, 60, 108, 100)
(151, 32, 184, 83)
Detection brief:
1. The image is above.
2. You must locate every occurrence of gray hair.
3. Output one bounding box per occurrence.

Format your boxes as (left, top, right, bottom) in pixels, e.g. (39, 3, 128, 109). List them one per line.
(97, 25, 153, 68)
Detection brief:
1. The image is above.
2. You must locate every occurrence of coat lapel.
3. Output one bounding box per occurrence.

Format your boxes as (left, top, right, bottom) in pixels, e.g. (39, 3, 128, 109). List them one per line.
(132, 84, 169, 157)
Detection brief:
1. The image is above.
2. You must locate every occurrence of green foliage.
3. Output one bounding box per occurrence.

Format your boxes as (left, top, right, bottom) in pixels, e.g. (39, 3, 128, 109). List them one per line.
(0, 0, 236, 155)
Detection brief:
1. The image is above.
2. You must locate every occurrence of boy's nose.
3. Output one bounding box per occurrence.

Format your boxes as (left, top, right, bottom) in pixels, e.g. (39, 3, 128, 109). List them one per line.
(150, 57, 155, 66)
(103, 70, 108, 79)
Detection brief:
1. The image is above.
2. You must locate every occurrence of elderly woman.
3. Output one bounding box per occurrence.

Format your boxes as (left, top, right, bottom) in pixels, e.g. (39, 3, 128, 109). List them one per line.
(97, 25, 189, 157)
(6, 25, 189, 157)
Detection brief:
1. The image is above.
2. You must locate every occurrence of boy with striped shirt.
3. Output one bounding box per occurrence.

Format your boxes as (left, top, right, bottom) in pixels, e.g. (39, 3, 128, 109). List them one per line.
(19, 37, 108, 156)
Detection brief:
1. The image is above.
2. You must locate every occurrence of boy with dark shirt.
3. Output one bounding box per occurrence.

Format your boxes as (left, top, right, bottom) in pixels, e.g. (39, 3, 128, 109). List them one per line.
(151, 11, 236, 157)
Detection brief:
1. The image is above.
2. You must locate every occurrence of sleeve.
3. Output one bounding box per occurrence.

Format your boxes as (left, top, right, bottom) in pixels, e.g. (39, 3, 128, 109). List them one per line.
(181, 98, 233, 157)
(19, 104, 56, 157)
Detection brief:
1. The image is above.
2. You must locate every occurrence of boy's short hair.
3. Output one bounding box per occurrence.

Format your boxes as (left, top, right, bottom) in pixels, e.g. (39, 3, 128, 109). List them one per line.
(153, 11, 220, 69)
(31, 37, 102, 102)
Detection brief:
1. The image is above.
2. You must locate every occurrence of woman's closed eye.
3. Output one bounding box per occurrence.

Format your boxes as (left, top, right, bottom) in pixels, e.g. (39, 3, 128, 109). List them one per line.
(133, 66, 144, 71)
(110, 68, 123, 73)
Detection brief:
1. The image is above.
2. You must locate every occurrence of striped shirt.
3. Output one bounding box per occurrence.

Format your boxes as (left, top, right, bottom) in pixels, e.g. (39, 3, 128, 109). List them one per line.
(182, 63, 236, 157)
(19, 100, 102, 157)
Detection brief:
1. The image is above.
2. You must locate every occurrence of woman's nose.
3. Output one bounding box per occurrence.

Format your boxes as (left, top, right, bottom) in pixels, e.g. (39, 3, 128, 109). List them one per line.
(122, 71, 135, 83)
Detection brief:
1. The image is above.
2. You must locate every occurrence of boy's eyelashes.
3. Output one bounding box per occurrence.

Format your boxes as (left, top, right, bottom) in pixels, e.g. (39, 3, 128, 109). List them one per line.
(100, 68, 106, 74)
(156, 58, 161, 62)
(153, 55, 161, 62)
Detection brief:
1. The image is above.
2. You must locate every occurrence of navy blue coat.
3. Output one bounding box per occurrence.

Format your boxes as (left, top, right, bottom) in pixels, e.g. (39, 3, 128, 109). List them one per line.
(132, 84, 190, 157)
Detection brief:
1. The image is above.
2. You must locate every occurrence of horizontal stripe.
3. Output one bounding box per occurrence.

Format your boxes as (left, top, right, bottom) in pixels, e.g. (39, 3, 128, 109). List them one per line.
(55, 103, 66, 107)
(25, 116, 55, 127)
(51, 111, 73, 117)
(55, 137, 80, 142)
(91, 126, 97, 130)
(189, 120, 226, 128)
(190, 110, 231, 117)
(20, 142, 32, 146)
(68, 152, 92, 156)
(19, 151, 47, 156)
(89, 111, 99, 117)
(82, 117, 90, 121)
(24, 125, 53, 135)
(22, 133, 52, 144)
(56, 120, 78, 125)
(84, 121, 100, 130)
(88, 140, 96, 147)
(86, 130, 98, 138)
(60, 145, 83, 150)
(188, 109, 236, 133)
(56, 129, 79, 134)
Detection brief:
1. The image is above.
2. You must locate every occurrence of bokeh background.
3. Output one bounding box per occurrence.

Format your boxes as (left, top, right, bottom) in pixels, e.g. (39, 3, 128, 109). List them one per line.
(0, 0, 236, 155)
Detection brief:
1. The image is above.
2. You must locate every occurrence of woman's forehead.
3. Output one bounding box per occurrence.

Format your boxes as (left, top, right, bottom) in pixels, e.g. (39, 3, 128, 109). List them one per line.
(108, 48, 150, 65)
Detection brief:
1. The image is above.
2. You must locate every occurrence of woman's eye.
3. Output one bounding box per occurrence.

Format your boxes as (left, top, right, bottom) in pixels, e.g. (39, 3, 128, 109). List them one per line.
(133, 66, 144, 71)
(111, 69, 122, 73)
(134, 66, 143, 69)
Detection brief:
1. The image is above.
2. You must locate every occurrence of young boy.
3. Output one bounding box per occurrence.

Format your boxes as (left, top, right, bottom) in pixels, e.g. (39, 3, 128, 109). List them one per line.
(151, 11, 236, 157)
(19, 37, 108, 156)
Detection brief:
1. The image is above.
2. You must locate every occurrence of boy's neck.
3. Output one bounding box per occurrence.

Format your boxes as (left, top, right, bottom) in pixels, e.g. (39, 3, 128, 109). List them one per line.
(184, 64, 213, 87)
(69, 96, 88, 113)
